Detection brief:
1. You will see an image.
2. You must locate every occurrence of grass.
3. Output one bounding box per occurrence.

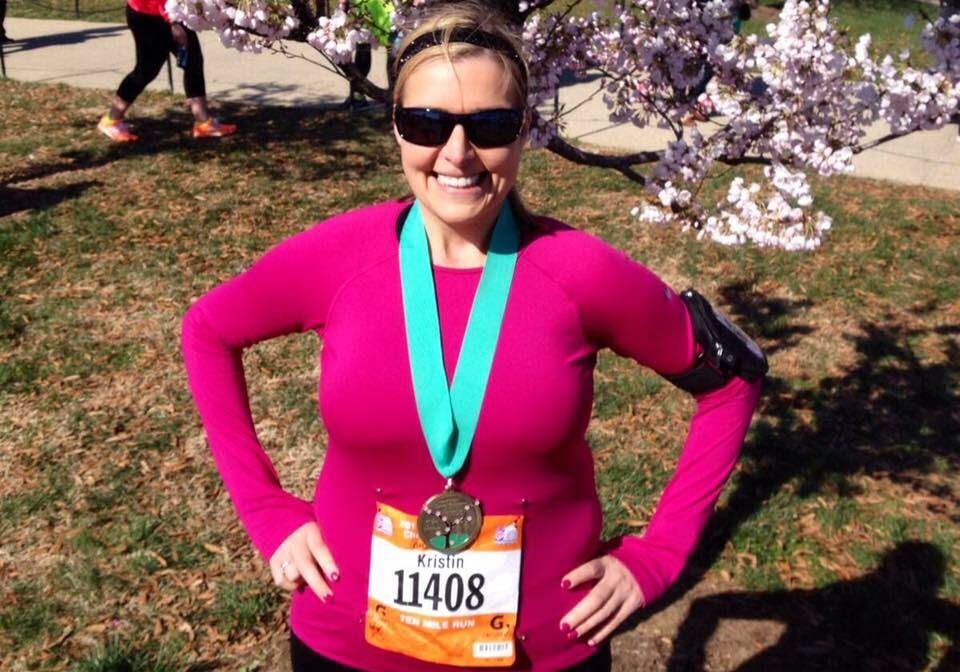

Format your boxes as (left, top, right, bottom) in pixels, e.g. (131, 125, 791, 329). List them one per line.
(1, 76, 958, 670)
(0, 581, 62, 647)
(211, 581, 282, 637)
(554, 0, 939, 68)
(71, 638, 185, 672)
(8, 0, 126, 22)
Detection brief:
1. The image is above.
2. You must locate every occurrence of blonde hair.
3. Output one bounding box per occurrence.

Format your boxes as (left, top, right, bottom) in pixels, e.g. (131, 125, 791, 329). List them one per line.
(392, 1, 529, 109)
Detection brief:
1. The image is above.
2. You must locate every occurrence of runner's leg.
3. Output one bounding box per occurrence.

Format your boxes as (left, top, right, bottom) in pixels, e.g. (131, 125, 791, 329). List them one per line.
(114, 6, 173, 117)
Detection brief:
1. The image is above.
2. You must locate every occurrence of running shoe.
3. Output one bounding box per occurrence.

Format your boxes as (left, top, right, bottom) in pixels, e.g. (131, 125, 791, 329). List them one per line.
(192, 117, 238, 139)
(97, 114, 138, 143)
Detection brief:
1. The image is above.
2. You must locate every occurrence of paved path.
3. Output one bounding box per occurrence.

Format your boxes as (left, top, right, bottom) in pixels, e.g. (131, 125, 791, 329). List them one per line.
(3, 16, 959, 191)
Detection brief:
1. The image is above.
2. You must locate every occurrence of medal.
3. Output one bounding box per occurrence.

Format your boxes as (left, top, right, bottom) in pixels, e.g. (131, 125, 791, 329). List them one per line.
(399, 200, 519, 555)
(417, 480, 483, 553)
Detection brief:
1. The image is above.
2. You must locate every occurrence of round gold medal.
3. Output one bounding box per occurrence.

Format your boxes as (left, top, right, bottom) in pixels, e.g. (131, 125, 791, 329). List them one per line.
(417, 489, 483, 555)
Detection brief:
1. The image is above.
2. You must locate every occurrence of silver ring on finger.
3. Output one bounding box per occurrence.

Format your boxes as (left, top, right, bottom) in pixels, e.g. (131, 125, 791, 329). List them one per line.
(280, 560, 292, 574)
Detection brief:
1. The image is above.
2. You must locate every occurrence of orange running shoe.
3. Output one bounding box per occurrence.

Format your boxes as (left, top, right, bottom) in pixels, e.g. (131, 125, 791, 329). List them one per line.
(97, 114, 138, 142)
(192, 117, 238, 139)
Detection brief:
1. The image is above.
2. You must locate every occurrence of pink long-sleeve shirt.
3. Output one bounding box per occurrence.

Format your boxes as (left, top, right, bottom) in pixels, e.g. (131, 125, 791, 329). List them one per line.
(181, 200, 761, 671)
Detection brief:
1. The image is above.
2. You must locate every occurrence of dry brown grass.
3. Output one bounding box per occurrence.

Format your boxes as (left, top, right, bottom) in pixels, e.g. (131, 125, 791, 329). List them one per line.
(1, 78, 958, 670)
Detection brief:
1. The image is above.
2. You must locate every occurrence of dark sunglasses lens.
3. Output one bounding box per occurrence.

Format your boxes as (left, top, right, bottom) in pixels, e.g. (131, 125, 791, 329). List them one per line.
(396, 108, 453, 146)
(464, 110, 523, 148)
(396, 108, 523, 147)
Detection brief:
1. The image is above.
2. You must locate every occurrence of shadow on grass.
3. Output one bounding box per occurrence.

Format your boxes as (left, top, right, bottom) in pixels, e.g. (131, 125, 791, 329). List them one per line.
(0, 181, 100, 217)
(700, 288, 958, 562)
(3, 103, 393, 192)
(615, 285, 959, 662)
(717, 281, 815, 356)
(666, 541, 960, 671)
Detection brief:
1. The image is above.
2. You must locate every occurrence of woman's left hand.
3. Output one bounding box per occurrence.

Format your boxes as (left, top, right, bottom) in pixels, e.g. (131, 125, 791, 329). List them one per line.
(559, 555, 646, 646)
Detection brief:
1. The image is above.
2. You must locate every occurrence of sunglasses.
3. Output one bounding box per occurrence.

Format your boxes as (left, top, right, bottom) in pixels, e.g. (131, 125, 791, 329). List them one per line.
(394, 107, 525, 148)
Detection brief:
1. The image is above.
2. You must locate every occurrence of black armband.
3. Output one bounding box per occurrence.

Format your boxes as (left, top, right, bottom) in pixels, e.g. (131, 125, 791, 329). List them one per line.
(664, 288, 768, 395)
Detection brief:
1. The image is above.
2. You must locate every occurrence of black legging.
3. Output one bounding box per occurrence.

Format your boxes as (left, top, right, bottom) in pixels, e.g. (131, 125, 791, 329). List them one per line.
(117, 4, 205, 104)
(348, 42, 372, 98)
(290, 631, 613, 672)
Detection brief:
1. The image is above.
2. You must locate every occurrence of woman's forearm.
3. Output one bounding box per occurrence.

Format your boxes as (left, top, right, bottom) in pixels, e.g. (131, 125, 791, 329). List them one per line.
(607, 376, 762, 605)
(181, 302, 315, 559)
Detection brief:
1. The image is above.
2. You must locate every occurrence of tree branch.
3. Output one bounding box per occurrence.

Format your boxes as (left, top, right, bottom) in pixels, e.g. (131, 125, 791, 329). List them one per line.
(545, 135, 659, 183)
(340, 62, 390, 103)
(715, 155, 775, 167)
(855, 130, 912, 153)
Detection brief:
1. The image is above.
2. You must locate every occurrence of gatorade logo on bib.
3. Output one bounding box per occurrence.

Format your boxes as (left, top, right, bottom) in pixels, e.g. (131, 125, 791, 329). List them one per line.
(365, 503, 523, 667)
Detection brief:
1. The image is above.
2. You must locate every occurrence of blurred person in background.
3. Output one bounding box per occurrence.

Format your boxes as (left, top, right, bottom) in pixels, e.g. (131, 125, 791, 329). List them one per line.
(1, 0, 14, 44)
(97, 0, 236, 142)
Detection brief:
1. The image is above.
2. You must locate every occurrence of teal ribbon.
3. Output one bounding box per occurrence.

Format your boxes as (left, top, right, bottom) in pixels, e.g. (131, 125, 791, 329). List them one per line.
(399, 200, 519, 479)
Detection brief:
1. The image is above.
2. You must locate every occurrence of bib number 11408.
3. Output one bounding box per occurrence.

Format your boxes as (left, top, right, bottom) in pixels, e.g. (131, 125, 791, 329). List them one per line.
(366, 504, 522, 667)
(393, 570, 485, 611)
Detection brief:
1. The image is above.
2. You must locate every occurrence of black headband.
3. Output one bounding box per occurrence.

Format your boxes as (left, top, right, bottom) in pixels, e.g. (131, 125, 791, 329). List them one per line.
(396, 27, 527, 90)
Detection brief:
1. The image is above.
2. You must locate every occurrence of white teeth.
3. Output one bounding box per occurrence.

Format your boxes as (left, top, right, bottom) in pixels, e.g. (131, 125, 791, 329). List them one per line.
(436, 174, 482, 188)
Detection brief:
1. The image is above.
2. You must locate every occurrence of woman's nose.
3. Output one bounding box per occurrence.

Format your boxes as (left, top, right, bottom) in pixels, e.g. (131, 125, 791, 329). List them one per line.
(440, 124, 474, 164)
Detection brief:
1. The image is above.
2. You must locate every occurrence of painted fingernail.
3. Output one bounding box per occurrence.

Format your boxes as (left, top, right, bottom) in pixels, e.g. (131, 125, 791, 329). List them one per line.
(561, 579, 571, 590)
(560, 623, 570, 633)
(587, 639, 596, 647)
(330, 571, 340, 582)
(566, 630, 578, 640)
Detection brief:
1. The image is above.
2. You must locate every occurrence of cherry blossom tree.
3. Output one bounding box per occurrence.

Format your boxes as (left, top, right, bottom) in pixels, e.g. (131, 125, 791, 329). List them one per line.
(166, 0, 960, 251)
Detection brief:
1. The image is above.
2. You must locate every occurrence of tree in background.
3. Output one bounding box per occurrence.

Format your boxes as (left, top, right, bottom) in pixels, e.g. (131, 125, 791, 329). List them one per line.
(166, 0, 960, 251)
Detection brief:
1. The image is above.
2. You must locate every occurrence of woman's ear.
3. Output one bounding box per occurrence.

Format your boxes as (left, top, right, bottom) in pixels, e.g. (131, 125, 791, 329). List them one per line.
(520, 108, 533, 143)
(393, 105, 404, 146)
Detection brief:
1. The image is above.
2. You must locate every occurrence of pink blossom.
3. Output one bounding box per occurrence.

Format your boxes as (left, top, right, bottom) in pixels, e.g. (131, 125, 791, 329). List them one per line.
(165, 0, 960, 251)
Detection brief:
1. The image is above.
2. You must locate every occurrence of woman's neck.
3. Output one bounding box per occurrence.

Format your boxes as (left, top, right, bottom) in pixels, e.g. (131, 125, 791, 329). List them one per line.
(422, 215, 495, 269)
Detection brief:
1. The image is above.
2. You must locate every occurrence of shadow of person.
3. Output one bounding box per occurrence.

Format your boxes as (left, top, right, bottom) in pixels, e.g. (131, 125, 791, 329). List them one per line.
(607, 292, 959, 660)
(0, 102, 393, 195)
(620, 294, 960, 618)
(0, 181, 100, 217)
(665, 542, 959, 671)
(2, 25, 127, 54)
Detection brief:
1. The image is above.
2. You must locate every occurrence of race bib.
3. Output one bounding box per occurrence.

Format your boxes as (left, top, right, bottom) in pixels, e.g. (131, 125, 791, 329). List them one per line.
(365, 502, 524, 667)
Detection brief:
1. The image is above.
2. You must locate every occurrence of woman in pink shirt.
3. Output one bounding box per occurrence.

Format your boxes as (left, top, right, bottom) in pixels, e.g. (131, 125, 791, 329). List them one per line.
(181, 2, 764, 670)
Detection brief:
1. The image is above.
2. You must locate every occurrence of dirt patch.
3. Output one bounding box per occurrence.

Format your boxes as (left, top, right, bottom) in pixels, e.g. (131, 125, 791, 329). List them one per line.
(611, 580, 786, 672)
(258, 579, 787, 672)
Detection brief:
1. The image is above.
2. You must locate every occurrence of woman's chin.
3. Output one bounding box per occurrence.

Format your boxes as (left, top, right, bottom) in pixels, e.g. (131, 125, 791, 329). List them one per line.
(419, 179, 506, 227)
(435, 204, 488, 229)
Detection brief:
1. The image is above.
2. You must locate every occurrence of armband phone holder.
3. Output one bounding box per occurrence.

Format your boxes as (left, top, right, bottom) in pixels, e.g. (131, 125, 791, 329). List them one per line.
(664, 288, 768, 395)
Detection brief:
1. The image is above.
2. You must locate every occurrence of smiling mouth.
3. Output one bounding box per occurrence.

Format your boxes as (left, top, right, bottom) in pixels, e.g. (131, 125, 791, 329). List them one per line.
(434, 172, 488, 189)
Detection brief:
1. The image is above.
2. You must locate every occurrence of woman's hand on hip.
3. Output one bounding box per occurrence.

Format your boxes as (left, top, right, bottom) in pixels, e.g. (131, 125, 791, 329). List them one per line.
(559, 555, 645, 646)
(269, 522, 340, 601)
(170, 23, 188, 47)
